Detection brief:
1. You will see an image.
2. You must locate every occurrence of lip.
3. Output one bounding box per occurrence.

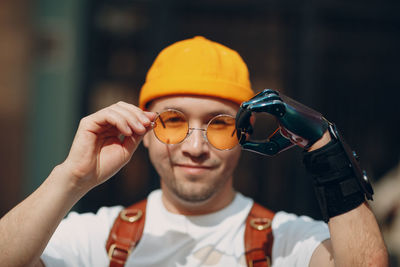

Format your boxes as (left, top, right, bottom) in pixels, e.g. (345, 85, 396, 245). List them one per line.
(175, 164, 213, 169)
(174, 164, 215, 175)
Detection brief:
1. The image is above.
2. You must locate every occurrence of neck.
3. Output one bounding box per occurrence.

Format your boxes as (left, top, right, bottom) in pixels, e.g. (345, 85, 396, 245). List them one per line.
(160, 181, 236, 215)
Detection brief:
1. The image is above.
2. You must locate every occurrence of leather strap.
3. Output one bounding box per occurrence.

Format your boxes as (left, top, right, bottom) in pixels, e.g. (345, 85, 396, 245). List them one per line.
(106, 199, 147, 267)
(106, 200, 274, 267)
(245, 202, 275, 267)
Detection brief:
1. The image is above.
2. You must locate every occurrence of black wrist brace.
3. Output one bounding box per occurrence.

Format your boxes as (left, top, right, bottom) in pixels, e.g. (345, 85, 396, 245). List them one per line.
(303, 126, 373, 222)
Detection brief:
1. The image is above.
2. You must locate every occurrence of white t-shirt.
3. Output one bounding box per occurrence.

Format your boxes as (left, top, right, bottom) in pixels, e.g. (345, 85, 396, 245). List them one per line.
(41, 190, 330, 267)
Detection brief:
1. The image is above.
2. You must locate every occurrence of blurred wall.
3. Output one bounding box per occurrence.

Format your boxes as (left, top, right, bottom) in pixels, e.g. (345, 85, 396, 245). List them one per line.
(26, 0, 85, 195)
(0, 0, 32, 216)
(0, 0, 86, 216)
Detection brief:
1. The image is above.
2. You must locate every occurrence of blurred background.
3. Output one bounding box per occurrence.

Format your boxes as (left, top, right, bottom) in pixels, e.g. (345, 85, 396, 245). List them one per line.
(1, 0, 399, 264)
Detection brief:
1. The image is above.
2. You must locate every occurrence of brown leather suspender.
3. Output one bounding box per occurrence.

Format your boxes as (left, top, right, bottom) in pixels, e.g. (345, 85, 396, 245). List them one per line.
(245, 203, 275, 267)
(106, 200, 275, 267)
(106, 199, 147, 267)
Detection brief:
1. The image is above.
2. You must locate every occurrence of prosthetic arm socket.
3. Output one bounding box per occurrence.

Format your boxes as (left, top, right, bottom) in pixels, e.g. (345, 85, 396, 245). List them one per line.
(303, 125, 374, 222)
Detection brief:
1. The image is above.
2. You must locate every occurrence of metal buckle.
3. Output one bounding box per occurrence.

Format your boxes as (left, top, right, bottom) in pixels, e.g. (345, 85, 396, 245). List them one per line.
(248, 256, 271, 267)
(249, 218, 272, 231)
(120, 209, 143, 223)
(108, 243, 131, 260)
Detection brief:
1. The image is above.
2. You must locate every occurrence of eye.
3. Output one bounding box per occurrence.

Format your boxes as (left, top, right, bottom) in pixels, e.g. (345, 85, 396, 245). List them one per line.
(164, 116, 185, 124)
(209, 115, 235, 129)
(158, 110, 187, 128)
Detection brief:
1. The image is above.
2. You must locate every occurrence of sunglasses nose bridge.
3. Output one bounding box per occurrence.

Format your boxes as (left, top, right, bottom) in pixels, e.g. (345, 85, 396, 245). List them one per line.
(187, 127, 208, 143)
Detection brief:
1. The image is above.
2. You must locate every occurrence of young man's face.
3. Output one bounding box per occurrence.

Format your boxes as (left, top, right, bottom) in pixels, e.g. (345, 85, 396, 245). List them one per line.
(143, 96, 242, 209)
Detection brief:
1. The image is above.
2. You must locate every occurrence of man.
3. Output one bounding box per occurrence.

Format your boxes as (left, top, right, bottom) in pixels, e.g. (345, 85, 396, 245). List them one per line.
(0, 36, 388, 266)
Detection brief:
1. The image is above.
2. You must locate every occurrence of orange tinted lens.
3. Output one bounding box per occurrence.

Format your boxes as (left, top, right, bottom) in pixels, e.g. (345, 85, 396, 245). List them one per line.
(153, 110, 188, 144)
(207, 115, 238, 150)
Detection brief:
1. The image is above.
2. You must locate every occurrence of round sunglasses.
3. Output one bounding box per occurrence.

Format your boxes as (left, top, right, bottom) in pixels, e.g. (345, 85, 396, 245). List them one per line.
(151, 109, 238, 150)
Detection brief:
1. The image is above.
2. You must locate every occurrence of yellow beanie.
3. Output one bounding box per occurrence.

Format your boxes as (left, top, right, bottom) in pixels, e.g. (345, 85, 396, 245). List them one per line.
(139, 36, 254, 109)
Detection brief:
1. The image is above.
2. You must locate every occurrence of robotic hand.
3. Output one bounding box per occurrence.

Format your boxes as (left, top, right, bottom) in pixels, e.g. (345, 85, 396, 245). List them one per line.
(236, 89, 373, 222)
(235, 89, 329, 155)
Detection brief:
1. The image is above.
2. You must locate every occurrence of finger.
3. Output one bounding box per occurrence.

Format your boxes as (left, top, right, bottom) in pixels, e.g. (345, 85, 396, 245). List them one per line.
(89, 108, 133, 136)
(144, 111, 157, 121)
(109, 104, 151, 135)
(121, 133, 143, 157)
(115, 101, 157, 126)
(248, 101, 286, 117)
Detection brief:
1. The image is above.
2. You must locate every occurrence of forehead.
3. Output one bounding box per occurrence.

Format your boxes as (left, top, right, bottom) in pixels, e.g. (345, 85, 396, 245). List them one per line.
(147, 96, 240, 117)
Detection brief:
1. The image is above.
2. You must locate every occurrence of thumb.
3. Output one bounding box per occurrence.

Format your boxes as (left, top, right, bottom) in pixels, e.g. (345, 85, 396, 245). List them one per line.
(121, 133, 144, 160)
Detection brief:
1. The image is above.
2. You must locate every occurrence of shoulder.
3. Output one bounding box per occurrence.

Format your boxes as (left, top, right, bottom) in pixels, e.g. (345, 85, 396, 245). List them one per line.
(271, 211, 330, 266)
(41, 206, 124, 266)
(272, 211, 329, 235)
(64, 206, 124, 230)
(50, 205, 124, 243)
(272, 211, 330, 243)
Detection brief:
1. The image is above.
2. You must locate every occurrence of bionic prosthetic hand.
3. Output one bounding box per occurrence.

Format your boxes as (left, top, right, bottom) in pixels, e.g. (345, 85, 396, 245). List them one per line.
(236, 89, 374, 222)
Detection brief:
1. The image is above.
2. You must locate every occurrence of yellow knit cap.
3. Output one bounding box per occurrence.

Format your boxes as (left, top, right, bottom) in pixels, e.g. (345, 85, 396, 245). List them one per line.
(139, 36, 254, 109)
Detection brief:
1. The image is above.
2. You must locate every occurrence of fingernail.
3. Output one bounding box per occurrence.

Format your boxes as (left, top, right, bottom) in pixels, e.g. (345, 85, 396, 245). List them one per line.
(142, 116, 150, 124)
(136, 121, 145, 131)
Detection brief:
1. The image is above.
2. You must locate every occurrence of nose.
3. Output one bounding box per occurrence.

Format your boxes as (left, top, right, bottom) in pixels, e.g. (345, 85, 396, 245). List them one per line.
(181, 128, 209, 158)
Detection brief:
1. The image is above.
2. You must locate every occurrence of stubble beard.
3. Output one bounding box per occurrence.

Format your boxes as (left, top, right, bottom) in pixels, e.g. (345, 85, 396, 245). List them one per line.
(163, 172, 230, 203)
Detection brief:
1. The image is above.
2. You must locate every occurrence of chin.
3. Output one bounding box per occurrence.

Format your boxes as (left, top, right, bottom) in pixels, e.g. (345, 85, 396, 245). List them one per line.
(177, 187, 215, 203)
(168, 180, 219, 204)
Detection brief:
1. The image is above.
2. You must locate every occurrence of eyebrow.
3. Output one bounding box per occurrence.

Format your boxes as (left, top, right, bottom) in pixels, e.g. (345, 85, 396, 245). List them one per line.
(208, 110, 236, 117)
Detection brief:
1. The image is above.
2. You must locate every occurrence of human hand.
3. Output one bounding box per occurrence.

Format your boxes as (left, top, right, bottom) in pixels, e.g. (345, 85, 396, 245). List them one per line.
(60, 101, 156, 191)
(236, 89, 330, 155)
